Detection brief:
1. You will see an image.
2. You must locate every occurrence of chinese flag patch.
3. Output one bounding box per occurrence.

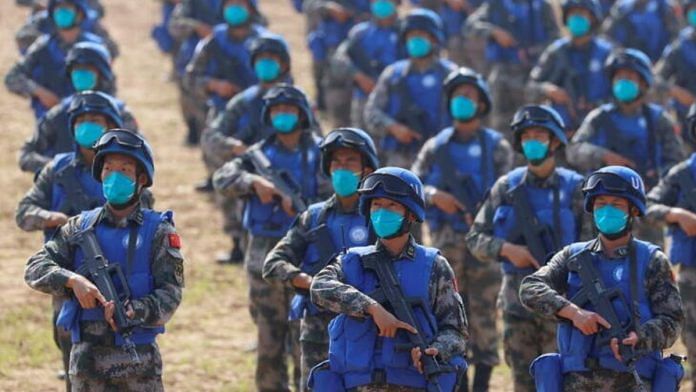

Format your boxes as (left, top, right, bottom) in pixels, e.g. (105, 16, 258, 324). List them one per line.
(168, 233, 181, 249)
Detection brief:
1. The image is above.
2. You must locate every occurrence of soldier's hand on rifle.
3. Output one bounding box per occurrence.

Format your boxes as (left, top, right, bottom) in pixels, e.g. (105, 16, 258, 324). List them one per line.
(431, 189, 465, 215)
(43, 212, 69, 228)
(104, 300, 135, 332)
(602, 150, 636, 169)
(389, 123, 422, 144)
(491, 28, 517, 48)
(411, 346, 439, 374)
(252, 175, 279, 204)
(500, 243, 540, 269)
(194, 22, 212, 38)
(667, 208, 696, 236)
(367, 303, 418, 338)
(354, 72, 375, 94)
(33, 86, 60, 109)
(560, 303, 611, 335)
(291, 273, 313, 290)
(208, 79, 239, 98)
(670, 85, 696, 107)
(231, 143, 248, 156)
(543, 83, 572, 105)
(610, 331, 639, 362)
(280, 195, 297, 216)
(325, 1, 351, 23)
(66, 275, 108, 309)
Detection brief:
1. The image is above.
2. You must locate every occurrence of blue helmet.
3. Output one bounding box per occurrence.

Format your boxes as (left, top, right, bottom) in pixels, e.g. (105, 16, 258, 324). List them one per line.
(261, 84, 313, 129)
(561, 0, 603, 24)
(400, 8, 445, 46)
(48, 0, 89, 16)
(68, 90, 123, 129)
(605, 48, 653, 87)
(443, 67, 492, 116)
(66, 42, 114, 83)
(250, 33, 291, 68)
(92, 129, 155, 187)
(510, 105, 567, 151)
(582, 166, 647, 215)
(320, 127, 380, 177)
(358, 167, 426, 222)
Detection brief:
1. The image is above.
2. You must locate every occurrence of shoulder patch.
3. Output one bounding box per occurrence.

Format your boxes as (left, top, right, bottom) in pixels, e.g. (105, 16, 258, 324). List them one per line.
(168, 233, 181, 249)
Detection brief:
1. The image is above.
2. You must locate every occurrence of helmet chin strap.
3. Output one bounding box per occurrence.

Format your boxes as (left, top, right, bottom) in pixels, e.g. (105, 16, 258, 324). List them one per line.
(109, 186, 142, 211)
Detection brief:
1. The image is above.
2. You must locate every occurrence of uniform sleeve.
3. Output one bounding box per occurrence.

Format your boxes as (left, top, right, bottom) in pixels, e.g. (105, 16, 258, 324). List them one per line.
(567, 110, 609, 172)
(15, 17, 42, 53)
(645, 163, 683, 223)
(184, 37, 214, 98)
(19, 117, 54, 173)
(364, 65, 396, 138)
(463, 2, 496, 38)
(536, 0, 560, 53)
(410, 137, 437, 202)
(262, 210, 313, 282)
(121, 105, 139, 131)
(572, 180, 594, 241)
(493, 137, 514, 178)
(429, 255, 468, 361)
(131, 221, 185, 326)
(465, 176, 508, 262)
(637, 250, 684, 352)
(16, 159, 56, 231)
(4, 48, 39, 97)
(527, 44, 559, 101)
(331, 37, 359, 79)
(310, 254, 378, 318)
(202, 97, 247, 168)
(655, 111, 685, 176)
(168, 0, 200, 39)
(212, 155, 257, 198)
(519, 246, 574, 319)
(653, 44, 679, 96)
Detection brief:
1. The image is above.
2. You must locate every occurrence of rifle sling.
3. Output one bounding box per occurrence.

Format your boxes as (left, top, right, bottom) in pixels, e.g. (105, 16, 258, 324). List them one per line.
(126, 223, 139, 277)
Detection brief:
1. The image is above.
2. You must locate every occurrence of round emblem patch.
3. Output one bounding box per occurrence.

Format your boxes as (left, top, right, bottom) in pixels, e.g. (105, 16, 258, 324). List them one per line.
(422, 75, 437, 88)
(349, 226, 369, 244)
(613, 266, 624, 282)
(468, 144, 482, 158)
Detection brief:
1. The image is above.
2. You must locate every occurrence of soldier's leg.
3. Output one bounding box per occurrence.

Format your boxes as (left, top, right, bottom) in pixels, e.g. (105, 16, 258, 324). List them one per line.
(313, 60, 327, 111)
(53, 296, 72, 391)
(564, 369, 651, 392)
(446, 35, 466, 66)
(462, 37, 488, 76)
(489, 64, 528, 140)
(678, 265, 696, 390)
(177, 79, 207, 146)
(217, 196, 246, 264)
(503, 313, 543, 392)
(299, 314, 333, 391)
(324, 60, 352, 127)
(351, 96, 368, 131)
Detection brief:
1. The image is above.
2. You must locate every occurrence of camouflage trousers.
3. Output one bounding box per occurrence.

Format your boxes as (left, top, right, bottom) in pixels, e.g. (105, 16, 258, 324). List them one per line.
(432, 227, 501, 366)
(446, 36, 488, 76)
(488, 63, 533, 136)
(219, 195, 246, 240)
(246, 236, 301, 392)
(53, 296, 72, 391)
(176, 78, 208, 145)
(69, 341, 163, 392)
(351, 95, 368, 132)
(314, 58, 353, 126)
(300, 313, 334, 392)
(355, 385, 423, 392)
(383, 149, 420, 169)
(678, 265, 696, 389)
(563, 369, 652, 391)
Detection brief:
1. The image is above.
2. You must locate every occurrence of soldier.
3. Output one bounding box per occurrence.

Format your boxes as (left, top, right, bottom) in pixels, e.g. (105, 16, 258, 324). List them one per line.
(213, 84, 328, 392)
(308, 166, 468, 391)
(521, 166, 685, 391)
(204, 33, 293, 265)
(4, 0, 110, 119)
(466, 105, 590, 392)
(644, 105, 696, 389)
(24, 129, 184, 391)
(19, 43, 138, 174)
(465, 0, 559, 133)
(263, 128, 380, 391)
(411, 67, 512, 392)
(602, 0, 678, 61)
(364, 8, 457, 168)
(527, 0, 614, 132)
(654, 0, 696, 146)
(331, 0, 403, 131)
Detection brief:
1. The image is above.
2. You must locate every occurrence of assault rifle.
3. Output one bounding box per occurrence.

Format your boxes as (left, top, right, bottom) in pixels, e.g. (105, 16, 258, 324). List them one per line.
(507, 185, 558, 265)
(248, 148, 308, 214)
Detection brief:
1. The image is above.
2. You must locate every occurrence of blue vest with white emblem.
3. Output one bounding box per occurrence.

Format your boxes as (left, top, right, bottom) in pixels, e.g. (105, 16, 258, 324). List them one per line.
(327, 244, 465, 390)
(668, 154, 696, 267)
(346, 21, 402, 99)
(424, 127, 501, 233)
(558, 240, 662, 377)
(64, 207, 170, 346)
(307, 1, 369, 61)
(493, 167, 583, 274)
(227, 84, 275, 145)
(174, 0, 223, 76)
(485, 0, 549, 63)
(243, 136, 321, 238)
(383, 59, 454, 152)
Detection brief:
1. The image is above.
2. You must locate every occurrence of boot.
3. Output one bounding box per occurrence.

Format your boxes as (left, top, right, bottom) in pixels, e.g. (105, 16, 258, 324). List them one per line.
(472, 364, 493, 392)
(194, 176, 213, 193)
(216, 236, 244, 265)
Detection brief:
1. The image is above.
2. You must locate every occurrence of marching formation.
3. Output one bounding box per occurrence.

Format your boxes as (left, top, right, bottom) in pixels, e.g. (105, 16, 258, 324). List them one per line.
(7, 0, 696, 391)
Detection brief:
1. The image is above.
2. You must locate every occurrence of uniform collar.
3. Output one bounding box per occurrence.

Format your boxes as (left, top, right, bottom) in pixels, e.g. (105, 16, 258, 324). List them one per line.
(523, 167, 560, 188)
(588, 237, 632, 259)
(99, 203, 144, 228)
(375, 236, 417, 260)
(328, 195, 359, 214)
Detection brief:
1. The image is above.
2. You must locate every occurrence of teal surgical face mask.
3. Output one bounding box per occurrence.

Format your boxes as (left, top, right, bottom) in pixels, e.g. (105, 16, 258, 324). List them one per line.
(74, 121, 105, 148)
(331, 169, 361, 197)
(406, 36, 432, 58)
(450, 95, 478, 121)
(53, 6, 77, 29)
(566, 14, 591, 37)
(254, 58, 281, 82)
(102, 171, 136, 205)
(271, 112, 299, 133)
(370, 208, 405, 238)
(224, 4, 250, 26)
(612, 78, 640, 102)
(593, 204, 629, 235)
(71, 69, 98, 91)
(688, 9, 696, 27)
(521, 139, 550, 164)
(371, 0, 396, 19)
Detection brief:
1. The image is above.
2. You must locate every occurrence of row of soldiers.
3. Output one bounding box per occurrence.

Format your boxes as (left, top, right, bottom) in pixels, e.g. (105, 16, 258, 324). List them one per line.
(5, 0, 696, 392)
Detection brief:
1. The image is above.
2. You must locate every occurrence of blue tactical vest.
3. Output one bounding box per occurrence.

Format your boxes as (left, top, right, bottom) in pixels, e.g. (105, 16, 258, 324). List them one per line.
(20, 10, 101, 55)
(346, 21, 401, 100)
(174, 0, 223, 76)
(60, 207, 170, 346)
(205, 23, 262, 110)
(558, 240, 662, 378)
(610, 0, 671, 60)
(664, 28, 696, 121)
(591, 103, 663, 181)
(28, 32, 104, 118)
(242, 136, 321, 238)
(668, 154, 696, 267)
(307, 1, 369, 61)
(226, 84, 274, 145)
(424, 127, 501, 233)
(383, 59, 454, 153)
(493, 167, 583, 275)
(151, 0, 177, 53)
(327, 244, 465, 390)
(485, 0, 549, 63)
(289, 200, 371, 320)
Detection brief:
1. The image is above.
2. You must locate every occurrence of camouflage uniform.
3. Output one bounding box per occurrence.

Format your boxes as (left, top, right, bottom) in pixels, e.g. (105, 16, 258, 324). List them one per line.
(24, 205, 184, 391)
(645, 155, 696, 388)
(464, 0, 559, 133)
(466, 169, 593, 392)
(411, 128, 514, 370)
(310, 237, 469, 391)
(519, 240, 684, 391)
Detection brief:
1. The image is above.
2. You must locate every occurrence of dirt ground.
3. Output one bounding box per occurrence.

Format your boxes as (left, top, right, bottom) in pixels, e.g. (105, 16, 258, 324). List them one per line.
(0, 1, 690, 391)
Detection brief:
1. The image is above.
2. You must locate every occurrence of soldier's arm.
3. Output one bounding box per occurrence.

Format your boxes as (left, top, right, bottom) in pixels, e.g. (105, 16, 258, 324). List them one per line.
(429, 254, 468, 361)
(168, 0, 200, 39)
(331, 35, 359, 80)
(130, 221, 184, 326)
(566, 111, 608, 172)
(572, 181, 594, 241)
(92, 23, 120, 59)
(24, 216, 80, 297)
(4, 50, 40, 97)
(465, 176, 507, 262)
(410, 137, 438, 202)
(212, 154, 257, 198)
(655, 112, 685, 175)
(202, 98, 248, 167)
(184, 37, 214, 98)
(527, 44, 560, 101)
(645, 164, 682, 223)
(16, 160, 56, 231)
(310, 253, 378, 318)
(364, 65, 397, 138)
(653, 45, 678, 97)
(519, 247, 573, 319)
(120, 105, 139, 131)
(463, 2, 496, 38)
(537, 0, 560, 49)
(15, 16, 42, 53)
(493, 137, 514, 177)
(637, 250, 684, 352)
(18, 119, 53, 173)
(262, 211, 312, 282)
